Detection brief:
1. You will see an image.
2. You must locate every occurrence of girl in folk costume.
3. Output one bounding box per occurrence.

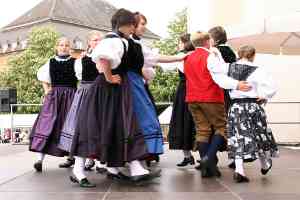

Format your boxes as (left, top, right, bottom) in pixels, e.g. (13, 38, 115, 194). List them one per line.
(208, 45, 278, 183)
(168, 33, 196, 167)
(130, 12, 188, 166)
(29, 37, 78, 172)
(70, 9, 161, 186)
(57, 31, 106, 178)
(208, 26, 237, 169)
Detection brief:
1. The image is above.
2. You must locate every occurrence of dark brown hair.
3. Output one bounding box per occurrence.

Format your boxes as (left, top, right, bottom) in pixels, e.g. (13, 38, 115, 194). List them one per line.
(111, 8, 136, 30)
(179, 33, 195, 52)
(134, 12, 147, 24)
(208, 26, 227, 46)
(238, 45, 256, 60)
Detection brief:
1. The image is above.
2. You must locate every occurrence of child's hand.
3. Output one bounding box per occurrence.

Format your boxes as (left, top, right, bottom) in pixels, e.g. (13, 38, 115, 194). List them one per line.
(109, 75, 122, 84)
(237, 81, 252, 91)
(257, 97, 267, 105)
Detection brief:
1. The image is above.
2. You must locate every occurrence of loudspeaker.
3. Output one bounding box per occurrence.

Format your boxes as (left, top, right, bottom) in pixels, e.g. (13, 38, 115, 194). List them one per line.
(0, 88, 17, 112)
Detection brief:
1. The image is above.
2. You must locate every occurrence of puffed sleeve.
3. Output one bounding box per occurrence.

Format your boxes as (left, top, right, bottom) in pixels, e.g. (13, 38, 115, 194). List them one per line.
(91, 38, 126, 69)
(74, 58, 83, 80)
(37, 60, 51, 83)
(141, 43, 159, 68)
(253, 68, 277, 99)
(207, 49, 239, 90)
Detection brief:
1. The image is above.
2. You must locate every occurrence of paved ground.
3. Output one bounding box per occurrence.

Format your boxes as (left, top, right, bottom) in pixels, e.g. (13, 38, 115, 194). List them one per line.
(0, 144, 300, 200)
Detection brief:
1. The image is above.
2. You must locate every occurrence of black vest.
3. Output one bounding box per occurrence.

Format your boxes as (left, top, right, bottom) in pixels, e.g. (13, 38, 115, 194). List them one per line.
(49, 57, 77, 87)
(228, 63, 258, 81)
(217, 45, 237, 63)
(105, 33, 129, 75)
(127, 38, 144, 75)
(81, 56, 98, 81)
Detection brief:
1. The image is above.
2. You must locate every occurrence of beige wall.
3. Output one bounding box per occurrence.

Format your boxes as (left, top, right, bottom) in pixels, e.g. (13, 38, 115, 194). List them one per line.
(188, 0, 300, 144)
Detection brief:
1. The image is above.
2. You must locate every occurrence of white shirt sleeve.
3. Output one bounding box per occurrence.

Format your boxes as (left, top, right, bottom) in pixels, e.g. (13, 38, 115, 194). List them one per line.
(37, 60, 51, 83)
(142, 67, 156, 82)
(91, 38, 127, 69)
(141, 43, 159, 68)
(207, 50, 239, 90)
(252, 68, 277, 99)
(74, 58, 83, 80)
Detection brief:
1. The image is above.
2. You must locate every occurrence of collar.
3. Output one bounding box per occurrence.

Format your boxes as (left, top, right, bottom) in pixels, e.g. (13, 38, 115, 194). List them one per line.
(237, 59, 256, 66)
(196, 47, 210, 53)
(132, 34, 141, 40)
(54, 55, 72, 61)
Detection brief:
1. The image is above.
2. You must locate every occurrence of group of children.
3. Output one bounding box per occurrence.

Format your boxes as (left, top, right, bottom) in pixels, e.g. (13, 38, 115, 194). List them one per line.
(29, 8, 279, 188)
(168, 27, 279, 182)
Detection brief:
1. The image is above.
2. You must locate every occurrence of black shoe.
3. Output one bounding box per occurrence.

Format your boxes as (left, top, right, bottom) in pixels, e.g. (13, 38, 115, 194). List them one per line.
(200, 156, 221, 178)
(214, 166, 222, 178)
(131, 169, 162, 182)
(59, 158, 75, 168)
(195, 164, 202, 170)
(84, 159, 95, 171)
(33, 161, 42, 172)
(154, 155, 160, 162)
(146, 160, 151, 167)
(96, 166, 107, 174)
(107, 171, 130, 181)
(233, 172, 249, 183)
(228, 161, 236, 170)
(261, 159, 272, 175)
(177, 156, 195, 167)
(69, 175, 96, 188)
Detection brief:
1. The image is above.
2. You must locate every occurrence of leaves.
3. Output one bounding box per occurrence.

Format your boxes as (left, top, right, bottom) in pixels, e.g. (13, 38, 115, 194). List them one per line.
(150, 8, 187, 102)
(0, 26, 60, 113)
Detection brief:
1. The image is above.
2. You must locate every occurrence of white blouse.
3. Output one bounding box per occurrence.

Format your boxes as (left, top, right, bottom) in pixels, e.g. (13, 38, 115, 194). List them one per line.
(131, 37, 160, 81)
(91, 32, 128, 72)
(208, 49, 277, 100)
(37, 56, 73, 83)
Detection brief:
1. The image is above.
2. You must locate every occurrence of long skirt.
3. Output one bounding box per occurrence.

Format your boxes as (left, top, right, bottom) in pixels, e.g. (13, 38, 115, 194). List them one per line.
(227, 102, 279, 161)
(29, 86, 76, 157)
(168, 80, 195, 150)
(71, 74, 148, 167)
(58, 82, 92, 152)
(127, 71, 164, 154)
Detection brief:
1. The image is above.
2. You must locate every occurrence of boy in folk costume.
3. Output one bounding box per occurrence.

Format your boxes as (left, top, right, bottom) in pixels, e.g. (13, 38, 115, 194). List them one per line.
(184, 32, 251, 177)
(208, 45, 278, 183)
(208, 26, 237, 169)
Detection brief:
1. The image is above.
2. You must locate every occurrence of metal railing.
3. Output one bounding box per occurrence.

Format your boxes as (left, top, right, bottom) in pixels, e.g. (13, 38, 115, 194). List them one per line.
(9, 103, 42, 144)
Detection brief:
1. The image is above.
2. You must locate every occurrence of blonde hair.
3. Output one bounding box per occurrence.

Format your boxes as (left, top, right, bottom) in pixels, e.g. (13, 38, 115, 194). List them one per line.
(191, 31, 210, 47)
(56, 37, 71, 47)
(55, 37, 71, 55)
(87, 30, 103, 42)
(238, 45, 256, 60)
(86, 31, 102, 52)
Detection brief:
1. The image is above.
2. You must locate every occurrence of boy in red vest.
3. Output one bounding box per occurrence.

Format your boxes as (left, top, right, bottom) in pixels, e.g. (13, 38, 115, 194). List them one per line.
(184, 32, 250, 177)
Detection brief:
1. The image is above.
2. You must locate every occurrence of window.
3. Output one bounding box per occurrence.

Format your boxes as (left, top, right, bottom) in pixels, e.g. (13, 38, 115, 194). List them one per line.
(73, 37, 83, 50)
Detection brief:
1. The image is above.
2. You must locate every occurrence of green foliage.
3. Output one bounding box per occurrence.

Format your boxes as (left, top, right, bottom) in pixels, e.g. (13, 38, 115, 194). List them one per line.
(149, 67, 178, 102)
(150, 8, 187, 102)
(154, 8, 187, 55)
(0, 26, 59, 113)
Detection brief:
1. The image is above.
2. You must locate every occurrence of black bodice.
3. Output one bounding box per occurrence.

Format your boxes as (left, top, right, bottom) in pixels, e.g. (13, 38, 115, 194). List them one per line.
(105, 33, 129, 75)
(49, 57, 77, 87)
(81, 56, 99, 81)
(228, 63, 258, 81)
(217, 45, 237, 64)
(127, 38, 144, 75)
